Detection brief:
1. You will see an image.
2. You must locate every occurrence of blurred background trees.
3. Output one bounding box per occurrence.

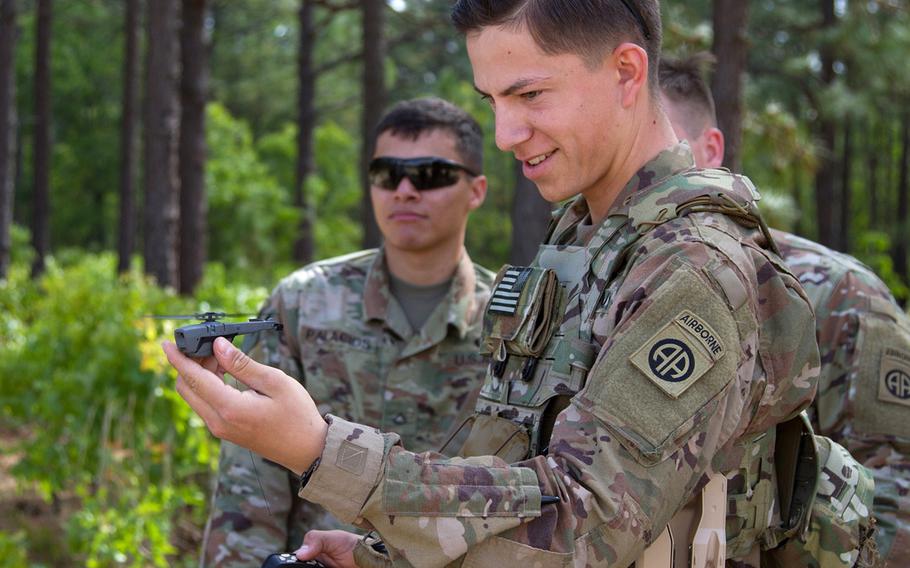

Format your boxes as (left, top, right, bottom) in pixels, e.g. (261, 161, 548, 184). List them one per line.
(1, 0, 909, 564)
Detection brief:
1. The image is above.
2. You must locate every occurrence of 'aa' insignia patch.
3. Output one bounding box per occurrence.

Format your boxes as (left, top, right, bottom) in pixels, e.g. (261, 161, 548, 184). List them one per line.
(631, 310, 726, 399)
(879, 347, 910, 408)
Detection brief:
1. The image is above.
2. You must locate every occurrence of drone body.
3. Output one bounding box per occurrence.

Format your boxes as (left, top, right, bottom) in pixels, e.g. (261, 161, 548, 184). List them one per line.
(173, 313, 283, 357)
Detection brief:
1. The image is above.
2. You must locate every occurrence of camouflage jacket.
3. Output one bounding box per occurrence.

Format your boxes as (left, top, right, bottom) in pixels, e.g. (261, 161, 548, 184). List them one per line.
(298, 145, 820, 567)
(776, 230, 910, 565)
(201, 249, 494, 567)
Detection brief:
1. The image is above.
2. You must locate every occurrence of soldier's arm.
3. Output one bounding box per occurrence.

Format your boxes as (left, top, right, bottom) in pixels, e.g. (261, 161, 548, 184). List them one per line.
(300, 240, 807, 566)
(201, 288, 305, 567)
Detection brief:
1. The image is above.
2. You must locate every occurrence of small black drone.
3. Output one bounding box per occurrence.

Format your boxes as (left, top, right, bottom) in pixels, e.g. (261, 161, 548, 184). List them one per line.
(152, 312, 283, 358)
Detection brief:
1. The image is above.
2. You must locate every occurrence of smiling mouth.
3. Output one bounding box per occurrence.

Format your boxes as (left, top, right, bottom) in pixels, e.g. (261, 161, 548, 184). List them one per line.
(526, 151, 556, 166)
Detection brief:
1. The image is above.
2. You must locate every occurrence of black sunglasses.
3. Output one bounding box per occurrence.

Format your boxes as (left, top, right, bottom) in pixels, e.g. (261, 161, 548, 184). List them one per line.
(368, 156, 478, 191)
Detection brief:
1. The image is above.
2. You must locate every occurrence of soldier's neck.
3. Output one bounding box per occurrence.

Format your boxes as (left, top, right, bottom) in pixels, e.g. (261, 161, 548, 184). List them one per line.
(584, 110, 679, 224)
(384, 240, 464, 287)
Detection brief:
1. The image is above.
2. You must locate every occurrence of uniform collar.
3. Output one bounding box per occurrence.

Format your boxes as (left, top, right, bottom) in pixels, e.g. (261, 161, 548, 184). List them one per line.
(363, 247, 479, 348)
(549, 143, 697, 245)
(611, 142, 697, 214)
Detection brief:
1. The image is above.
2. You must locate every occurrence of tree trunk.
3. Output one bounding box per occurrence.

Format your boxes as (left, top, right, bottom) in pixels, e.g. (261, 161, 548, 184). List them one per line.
(509, 163, 552, 266)
(360, 0, 385, 249)
(178, 0, 209, 295)
(791, 161, 805, 236)
(0, 0, 17, 279)
(814, 0, 837, 248)
(31, 0, 52, 279)
(894, 110, 909, 292)
(293, 0, 316, 264)
(144, 0, 180, 288)
(839, 119, 853, 253)
(118, 0, 141, 274)
(711, 0, 749, 173)
(867, 120, 879, 229)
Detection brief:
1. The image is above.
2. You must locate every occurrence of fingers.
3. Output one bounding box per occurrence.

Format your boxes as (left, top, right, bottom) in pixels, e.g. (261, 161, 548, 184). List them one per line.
(163, 341, 234, 433)
(212, 337, 284, 395)
(295, 533, 323, 560)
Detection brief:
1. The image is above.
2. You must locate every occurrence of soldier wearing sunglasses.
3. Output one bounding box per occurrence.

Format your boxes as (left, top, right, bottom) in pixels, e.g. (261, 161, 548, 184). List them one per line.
(197, 97, 495, 567)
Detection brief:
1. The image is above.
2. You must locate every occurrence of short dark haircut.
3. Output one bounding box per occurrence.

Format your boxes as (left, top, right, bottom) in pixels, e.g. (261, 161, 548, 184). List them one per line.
(659, 53, 717, 139)
(451, 0, 663, 89)
(374, 97, 484, 173)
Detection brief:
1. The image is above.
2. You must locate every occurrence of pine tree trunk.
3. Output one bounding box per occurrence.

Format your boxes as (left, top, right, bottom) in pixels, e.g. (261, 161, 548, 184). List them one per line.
(814, 0, 837, 248)
(839, 119, 853, 253)
(0, 0, 17, 279)
(31, 0, 52, 279)
(293, 0, 315, 264)
(144, 0, 181, 287)
(178, 0, 209, 295)
(894, 111, 909, 291)
(509, 163, 552, 266)
(117, 0, 141, 274)
(360, 0, 385, 249)
(711, 0, 749, 173)
(867, 120, 879, 229)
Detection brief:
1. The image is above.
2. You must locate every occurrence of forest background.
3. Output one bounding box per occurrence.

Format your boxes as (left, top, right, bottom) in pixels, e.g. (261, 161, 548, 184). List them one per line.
(0, 0, 909, 566)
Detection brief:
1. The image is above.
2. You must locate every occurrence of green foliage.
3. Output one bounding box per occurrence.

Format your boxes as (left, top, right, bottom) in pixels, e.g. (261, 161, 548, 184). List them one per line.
(256, 119, 364, 262)
(0, 531, 28, 568)
(854, 231, 910, 301)
(0, 251, 269, 564)
(206, 103, 301, 283)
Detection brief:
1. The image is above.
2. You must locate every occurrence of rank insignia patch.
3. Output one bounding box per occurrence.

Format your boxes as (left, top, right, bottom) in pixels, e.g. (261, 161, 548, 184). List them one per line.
(879, 347, 910, 408)
(631, 310, 726, 399)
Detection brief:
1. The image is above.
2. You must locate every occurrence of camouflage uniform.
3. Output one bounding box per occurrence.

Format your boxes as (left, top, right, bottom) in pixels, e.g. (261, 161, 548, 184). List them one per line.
(298, 145, 822, 567)
(775, 230, 910, 566)
(201, 249, 495, 567)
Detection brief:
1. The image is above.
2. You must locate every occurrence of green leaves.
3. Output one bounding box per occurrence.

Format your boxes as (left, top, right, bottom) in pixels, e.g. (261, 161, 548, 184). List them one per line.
(0, 251, 270, 565)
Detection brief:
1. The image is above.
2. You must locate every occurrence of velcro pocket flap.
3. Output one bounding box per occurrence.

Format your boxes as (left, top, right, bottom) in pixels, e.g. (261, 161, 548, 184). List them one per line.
(483, 265, 562, 359)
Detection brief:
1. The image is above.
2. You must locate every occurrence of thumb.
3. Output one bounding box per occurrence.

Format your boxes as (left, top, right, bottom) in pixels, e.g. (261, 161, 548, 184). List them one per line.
(295, 534, 323, 560)
(212, 337, 279, 393)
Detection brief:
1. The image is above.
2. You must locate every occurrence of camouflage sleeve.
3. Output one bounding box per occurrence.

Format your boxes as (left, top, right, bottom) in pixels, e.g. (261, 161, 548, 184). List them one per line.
(301, 242, 772, 567)
(202, 286, 306, 567)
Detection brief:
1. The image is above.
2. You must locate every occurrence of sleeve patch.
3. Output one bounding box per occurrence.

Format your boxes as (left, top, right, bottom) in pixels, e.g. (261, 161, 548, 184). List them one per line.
(879, 347, 910, 408)
(630, 310, 725, 399)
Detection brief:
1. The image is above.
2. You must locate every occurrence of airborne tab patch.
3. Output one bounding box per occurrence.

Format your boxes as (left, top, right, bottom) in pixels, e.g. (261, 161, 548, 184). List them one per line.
(630, 310, 725, 399)
(879, 347, 910, 408)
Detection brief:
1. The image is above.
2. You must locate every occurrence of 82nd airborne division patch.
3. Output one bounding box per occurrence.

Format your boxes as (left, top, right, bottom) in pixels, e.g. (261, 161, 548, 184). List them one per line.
(879, 347, 910, 408)
(631, 310, 726, 399)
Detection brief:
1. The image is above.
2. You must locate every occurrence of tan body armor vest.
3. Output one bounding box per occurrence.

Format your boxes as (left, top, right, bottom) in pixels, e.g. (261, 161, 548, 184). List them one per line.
(454, 174, 811, 567)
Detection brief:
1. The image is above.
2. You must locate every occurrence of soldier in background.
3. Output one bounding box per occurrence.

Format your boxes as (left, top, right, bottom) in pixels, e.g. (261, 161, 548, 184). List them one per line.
(199, 97, 495, 566)
(165, 1, 829, 565)
(660, 53, 909, 565)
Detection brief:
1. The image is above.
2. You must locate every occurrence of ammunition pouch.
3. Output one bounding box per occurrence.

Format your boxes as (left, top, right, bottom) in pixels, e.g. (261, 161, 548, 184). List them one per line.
(764, 435, 878, 568)
(483, 265, 562, 361)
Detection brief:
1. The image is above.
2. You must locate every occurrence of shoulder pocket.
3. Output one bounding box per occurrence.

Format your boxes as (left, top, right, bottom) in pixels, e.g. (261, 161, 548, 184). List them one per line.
(579, 263, 741, 464)
(852, 301, 910, 440)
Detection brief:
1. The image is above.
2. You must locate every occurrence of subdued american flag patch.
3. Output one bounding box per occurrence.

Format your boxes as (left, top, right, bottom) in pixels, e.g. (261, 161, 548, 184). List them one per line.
(488, 267, 532, 315)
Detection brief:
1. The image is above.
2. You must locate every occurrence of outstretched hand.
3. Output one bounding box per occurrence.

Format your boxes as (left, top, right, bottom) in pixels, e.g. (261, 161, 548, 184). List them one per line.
(162, 336, 327, 475)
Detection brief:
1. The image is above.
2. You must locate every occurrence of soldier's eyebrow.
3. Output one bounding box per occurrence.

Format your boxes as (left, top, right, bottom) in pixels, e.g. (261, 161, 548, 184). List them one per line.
(474, 76, 551, 99)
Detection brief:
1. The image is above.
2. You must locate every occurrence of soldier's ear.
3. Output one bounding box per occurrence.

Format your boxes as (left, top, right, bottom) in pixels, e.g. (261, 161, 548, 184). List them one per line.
(467, 175, 487, 211)
(703, 127, 725, 169)
(613, 42, 649, 109)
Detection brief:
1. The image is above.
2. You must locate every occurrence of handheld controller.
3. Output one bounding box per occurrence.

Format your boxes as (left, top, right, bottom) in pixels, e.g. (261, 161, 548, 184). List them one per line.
(260, 553, 325, 568)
